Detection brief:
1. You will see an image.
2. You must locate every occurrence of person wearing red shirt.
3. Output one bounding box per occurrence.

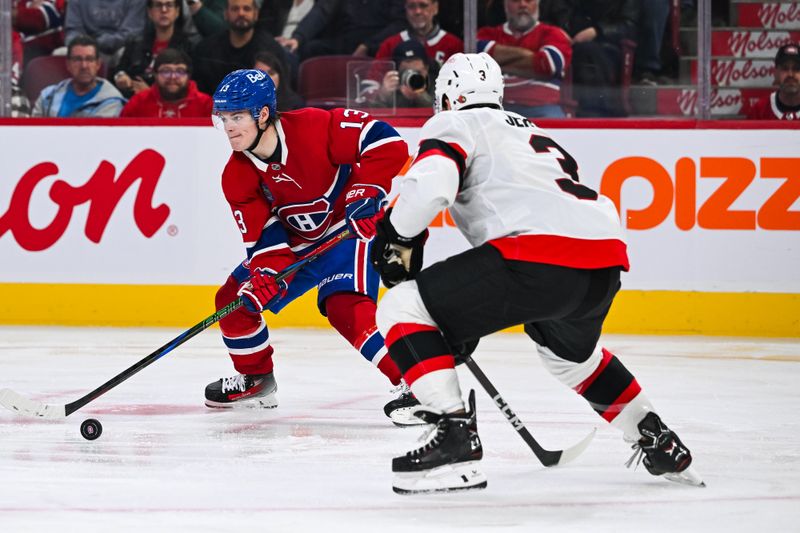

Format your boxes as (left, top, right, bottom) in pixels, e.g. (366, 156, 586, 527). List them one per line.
(745, 43, 800, 120)
(477, 0, 572, 118)
(121, 48, 213, 118)
(374, 0, 463, 67)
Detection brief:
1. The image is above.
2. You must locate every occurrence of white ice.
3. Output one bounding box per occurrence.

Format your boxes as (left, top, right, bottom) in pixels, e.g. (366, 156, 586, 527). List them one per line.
(0, 326, 798, 533)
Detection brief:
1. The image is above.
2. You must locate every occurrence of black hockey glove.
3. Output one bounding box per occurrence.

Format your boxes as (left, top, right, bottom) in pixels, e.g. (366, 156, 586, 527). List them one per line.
(370, 208, 428, 287)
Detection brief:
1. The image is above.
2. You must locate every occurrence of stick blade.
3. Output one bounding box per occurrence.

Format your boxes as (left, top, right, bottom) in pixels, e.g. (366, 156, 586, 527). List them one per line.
(0, 389, 66, 419)
(554, 427, 597, 466)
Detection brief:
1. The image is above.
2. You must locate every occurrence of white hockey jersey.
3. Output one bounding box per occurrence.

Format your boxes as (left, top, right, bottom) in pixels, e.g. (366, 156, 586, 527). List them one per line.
(391, 108, 629, 271)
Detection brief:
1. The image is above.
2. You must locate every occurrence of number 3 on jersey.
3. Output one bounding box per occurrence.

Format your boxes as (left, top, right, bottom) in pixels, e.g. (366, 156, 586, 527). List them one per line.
(529, 135, 598, 201)
(233, 209, 248, 233)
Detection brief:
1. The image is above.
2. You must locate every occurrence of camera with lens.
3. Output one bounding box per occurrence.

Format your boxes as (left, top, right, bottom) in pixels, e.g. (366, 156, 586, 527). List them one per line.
(141, 70, 156, 86)
(400, 69, 428, 92)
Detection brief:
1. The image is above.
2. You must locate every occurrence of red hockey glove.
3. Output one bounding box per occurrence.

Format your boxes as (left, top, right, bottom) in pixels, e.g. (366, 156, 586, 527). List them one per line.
(345, 185, 387, 240)
(370, 207, 428, 287)
(237, 269, 288, 313)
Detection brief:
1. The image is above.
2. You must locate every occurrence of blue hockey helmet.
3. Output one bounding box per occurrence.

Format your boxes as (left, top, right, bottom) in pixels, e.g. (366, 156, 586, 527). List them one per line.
(213, 69, 277, 122)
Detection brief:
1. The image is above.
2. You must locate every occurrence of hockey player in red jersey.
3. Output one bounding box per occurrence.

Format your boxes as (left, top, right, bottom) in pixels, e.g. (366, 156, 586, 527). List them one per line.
(372, 53, 703, 493)
(206, 69, 421, 425)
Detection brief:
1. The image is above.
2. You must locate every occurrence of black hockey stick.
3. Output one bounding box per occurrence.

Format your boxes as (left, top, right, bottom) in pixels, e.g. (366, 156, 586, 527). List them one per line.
(464, 356, 596, 467)
(0, 230, 353, 419)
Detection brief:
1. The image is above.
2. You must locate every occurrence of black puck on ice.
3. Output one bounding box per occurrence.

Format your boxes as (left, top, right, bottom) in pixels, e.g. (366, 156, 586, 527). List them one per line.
(80, 418, 103, 440)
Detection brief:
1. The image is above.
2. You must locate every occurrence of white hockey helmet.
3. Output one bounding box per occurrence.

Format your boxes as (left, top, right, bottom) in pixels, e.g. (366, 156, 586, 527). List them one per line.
(434, 52, 504, 113)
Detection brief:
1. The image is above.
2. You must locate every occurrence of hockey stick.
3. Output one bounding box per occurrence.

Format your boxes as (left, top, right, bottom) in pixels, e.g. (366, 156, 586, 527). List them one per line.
(0, 230, 353, 419)
(464, 356, 596, 467)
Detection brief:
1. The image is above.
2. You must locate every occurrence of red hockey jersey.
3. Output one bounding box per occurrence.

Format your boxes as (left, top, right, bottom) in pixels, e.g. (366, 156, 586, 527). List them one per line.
(744, 92, 800, 120)
(477, 22, 571, 107)
(375, 29, 463, 67)
(221, 107, 409, 272)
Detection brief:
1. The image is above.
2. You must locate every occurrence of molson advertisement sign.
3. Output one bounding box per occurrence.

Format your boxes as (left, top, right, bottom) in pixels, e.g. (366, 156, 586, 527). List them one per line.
(736, 2, 800, 29)
(0, 121, 798, 336)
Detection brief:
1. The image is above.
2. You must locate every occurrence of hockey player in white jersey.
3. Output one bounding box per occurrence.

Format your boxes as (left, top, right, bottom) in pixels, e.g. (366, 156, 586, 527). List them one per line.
(372, 52, 703, 494)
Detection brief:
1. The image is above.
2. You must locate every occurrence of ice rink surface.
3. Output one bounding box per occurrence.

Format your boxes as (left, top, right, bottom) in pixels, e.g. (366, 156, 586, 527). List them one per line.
(0, 326, 798, 533)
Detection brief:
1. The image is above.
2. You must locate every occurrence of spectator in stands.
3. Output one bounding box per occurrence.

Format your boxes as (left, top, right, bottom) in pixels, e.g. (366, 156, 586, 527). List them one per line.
(375, 0, 462, 68)
(32, 35, 126, 117)
(744, 43, 800, 120)
(12, 0, 66, 65)
(64, 0, 148, 66)
(12, 86, 32, 118)
(437, 0, 505, 39)
(10, 30, 32, 117)
(121, 48, 213, 117)
(634, 0, 669, 85)
(477, 0, 571, 118)
(253, 50, 305, 110)
(277, 0, 406, 59)
(113, 0, 196, 99)
(259, 0, 314, 39)
(367, 39, 434, 108)
(193, 0, 291, 94)
(186, 0, 227, 37)
(542, 0, 639, 117)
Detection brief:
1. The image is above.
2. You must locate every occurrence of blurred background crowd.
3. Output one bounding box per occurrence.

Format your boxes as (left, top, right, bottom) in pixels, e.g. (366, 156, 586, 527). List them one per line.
(6, 0, 800, 120)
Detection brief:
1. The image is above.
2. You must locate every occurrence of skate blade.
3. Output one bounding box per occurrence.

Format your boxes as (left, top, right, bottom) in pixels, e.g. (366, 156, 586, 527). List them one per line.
(388, 406, 427, 427)
(664, 466, 706, 487)
(204, 393, 278, 410)
(392, 461, 487, 494)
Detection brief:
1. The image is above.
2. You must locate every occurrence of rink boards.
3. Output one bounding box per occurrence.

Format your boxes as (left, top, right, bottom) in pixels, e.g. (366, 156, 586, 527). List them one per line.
(0, 118, 797, 337)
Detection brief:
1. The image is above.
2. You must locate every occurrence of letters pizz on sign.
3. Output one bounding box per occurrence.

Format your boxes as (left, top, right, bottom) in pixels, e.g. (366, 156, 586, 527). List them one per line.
(0, 149, 171, 251)
(600, 157, 800, 231)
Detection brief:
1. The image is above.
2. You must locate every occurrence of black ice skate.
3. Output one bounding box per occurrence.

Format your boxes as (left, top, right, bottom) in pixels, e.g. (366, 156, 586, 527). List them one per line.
(204, 372, 278, 409)
(383, 381, 424, 426)
(392, 390, 487, 494)
(626, 412, 705, 487)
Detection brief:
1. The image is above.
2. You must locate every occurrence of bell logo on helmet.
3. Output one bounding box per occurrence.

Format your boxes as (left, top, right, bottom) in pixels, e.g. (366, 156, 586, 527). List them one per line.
(213, 69, 278, 122)
(246, 71, 266, 83)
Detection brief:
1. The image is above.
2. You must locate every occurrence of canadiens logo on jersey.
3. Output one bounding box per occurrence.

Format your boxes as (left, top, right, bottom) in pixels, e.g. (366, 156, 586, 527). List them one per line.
(277, 198, 333, 240)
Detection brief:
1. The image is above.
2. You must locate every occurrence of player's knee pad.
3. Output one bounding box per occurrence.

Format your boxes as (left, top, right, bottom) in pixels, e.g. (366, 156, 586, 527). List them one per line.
(375, 280, 437, 336)
(536, 343, 604, 389)
(217, 276, 262, 338)
(325, 292, 374, 332)
(215, 276, 240, 311)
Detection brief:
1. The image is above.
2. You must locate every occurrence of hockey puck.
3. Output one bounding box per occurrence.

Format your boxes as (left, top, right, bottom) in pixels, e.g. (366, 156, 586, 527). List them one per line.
(80, 419, 103, 441)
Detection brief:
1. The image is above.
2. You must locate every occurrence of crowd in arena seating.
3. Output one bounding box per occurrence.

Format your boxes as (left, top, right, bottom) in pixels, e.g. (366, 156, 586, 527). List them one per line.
(7, 0, 799, 120)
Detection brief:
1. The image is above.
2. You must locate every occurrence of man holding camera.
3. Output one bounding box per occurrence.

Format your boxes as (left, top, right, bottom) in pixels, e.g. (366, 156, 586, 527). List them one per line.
(368, 39, 434, 109)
